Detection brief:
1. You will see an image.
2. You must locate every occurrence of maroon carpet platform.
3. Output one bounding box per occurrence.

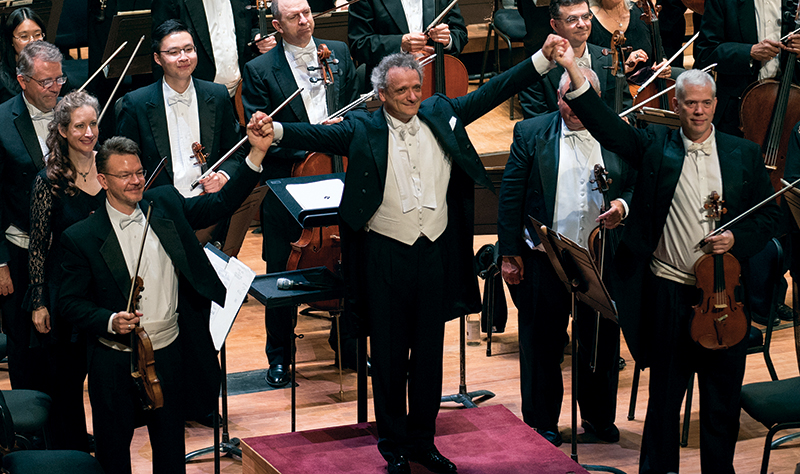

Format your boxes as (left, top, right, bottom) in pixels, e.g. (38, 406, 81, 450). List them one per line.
(241, 404, 590, 473)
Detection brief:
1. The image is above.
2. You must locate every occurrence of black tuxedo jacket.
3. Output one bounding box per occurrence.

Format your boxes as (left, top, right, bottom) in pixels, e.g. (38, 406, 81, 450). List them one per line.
(241, 38, 359, 180)
(278, 57, 543, 323)
(497, 111, 636, 258)
(519, 43, 631, 119)
(0, 94, 46, 263)
(566, 87, 780, 364)
(59, 161, 260, 413)
(151, 0, 255, 83)
(116, 78, 244, 189)
(695, 0, 800, 129)
(347, 0, 468, 70)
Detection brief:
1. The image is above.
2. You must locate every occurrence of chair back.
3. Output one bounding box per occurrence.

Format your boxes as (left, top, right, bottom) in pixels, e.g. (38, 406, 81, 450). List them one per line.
(0, 391, 15, 450)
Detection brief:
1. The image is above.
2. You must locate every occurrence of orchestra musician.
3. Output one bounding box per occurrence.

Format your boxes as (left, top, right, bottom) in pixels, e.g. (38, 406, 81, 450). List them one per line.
(58, 123, 272, 473)
(241, 0, 360, 388)
(347, 0, 468, 83)
(518, 0, 632, 119)
(497, 67, 636, 446)
(116, 20, 245, 197)
(694, 0, 800, 136)
(27, 91, 104, 452)
(0, 40, 65, 391)
(259, 35, 566, 474)
(151, 0, 271, 96)
(556, 39, 780, 473)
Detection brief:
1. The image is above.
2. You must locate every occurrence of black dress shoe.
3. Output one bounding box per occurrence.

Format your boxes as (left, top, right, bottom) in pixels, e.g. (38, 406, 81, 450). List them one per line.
(266, 364, 290, 388)
(409, 447, 457, 473)
(386, 455, 410, 474)
(777, 303, 795, 321)
(193, 411, 222, 428)
(535, 428, 563, 447)
(581, 420, 620, 443)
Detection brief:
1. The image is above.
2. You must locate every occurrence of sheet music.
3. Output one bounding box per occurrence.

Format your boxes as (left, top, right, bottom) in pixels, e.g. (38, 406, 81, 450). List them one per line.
(286, 178, 343, 211)
(204, 248, 256, 351)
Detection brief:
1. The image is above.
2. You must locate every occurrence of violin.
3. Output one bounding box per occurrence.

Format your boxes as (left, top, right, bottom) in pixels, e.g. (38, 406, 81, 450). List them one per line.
(691, 191, 748, 350)
(192, 142, 221, 246)
(128, 205, 164, 410)
(631, 0, 676, 111)
(420, 0, 468, 100)
(287, 44, 347, 312)
(740, 0, 800, 193)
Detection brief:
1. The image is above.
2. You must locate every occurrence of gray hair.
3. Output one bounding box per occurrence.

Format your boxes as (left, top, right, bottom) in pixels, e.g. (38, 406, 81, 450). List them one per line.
(675, 69, 716, 101)
(270, 0, 282, 19)
(558, 67, 601, 95)
(16, 41, 62, 78)
(371, 52, 424, 95)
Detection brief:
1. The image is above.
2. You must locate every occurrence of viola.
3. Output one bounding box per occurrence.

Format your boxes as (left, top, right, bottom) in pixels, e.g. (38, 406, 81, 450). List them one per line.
(740, 0, 800, 193)
(691, 191, 748, 350)
(128, 205, 164, 410)
(630, 0, 676, 111)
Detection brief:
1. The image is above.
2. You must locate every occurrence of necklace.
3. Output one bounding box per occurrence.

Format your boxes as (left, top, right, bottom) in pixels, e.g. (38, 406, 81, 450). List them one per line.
(74, 159, 93, 182)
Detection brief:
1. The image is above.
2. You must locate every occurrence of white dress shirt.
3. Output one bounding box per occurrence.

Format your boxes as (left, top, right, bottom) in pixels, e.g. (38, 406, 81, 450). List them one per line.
(401, 0, 424, 33)
(102, 202, 180, 352)
(754, 0, 782, 80)
(23, 92, 52, 157)
(163, 79, 203, 197)
(284, 39, 329, 124)
(202, 0, 240, 95)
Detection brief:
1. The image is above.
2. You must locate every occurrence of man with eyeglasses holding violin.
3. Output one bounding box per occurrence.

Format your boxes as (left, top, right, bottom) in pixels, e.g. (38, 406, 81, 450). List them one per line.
(0, 40, 65, 391)
(116, 20, 245, 198)
(518, 0, 631, 119)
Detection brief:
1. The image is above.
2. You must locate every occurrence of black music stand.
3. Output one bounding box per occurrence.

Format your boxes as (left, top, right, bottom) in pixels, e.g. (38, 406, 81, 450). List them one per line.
(529, 217, 625, 474)
(101, 9, 152, 77)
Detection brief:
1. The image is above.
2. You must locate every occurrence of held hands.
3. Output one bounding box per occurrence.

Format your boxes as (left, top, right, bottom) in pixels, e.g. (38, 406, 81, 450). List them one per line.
(253, 34, 277, 54)
(596, 200, 625, 229)
(751, 39, 782, 62)
(199, 172, 228, 193)
(32, 307, 50, 334)
(247, 111, 275, 157)
(427, 24, 451, 47)
(113, 310, 142, 335)
(0, 265, 12, 295)
(541, 34, 570, 62)
(501, 256, 525, 285)
(703, 230, 735, 255)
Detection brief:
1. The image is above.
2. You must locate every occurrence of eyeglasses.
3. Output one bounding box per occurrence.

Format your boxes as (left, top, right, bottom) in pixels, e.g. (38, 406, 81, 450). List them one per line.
(13, 31, 44, 43)
(158, 45, 196, 59)
(102, 170, 147, 182)
(24, 74, 67, 89)
(555, 11, 593, 26)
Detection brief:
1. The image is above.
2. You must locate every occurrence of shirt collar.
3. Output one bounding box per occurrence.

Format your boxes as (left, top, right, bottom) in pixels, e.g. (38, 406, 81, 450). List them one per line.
(162, 78, 195, 106)
(679, 125, 716, 154)
(22, 92, 54, 120)
(283, 39, 317, 59)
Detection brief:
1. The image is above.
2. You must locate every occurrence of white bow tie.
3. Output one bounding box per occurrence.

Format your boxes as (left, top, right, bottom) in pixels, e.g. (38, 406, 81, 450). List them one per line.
(167, 94, 191, 107)
(30, 110, 54, 122)
(564, 129, 591, 142)
(687, 140, 713, 156)
(119, 210, 145, 230)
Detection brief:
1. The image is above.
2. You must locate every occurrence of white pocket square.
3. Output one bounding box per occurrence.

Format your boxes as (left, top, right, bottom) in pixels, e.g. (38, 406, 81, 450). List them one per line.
(449, 116, 457, 130)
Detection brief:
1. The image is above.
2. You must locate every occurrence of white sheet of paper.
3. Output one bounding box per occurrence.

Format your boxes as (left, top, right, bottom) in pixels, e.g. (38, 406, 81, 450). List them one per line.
(286, 178, 343, 211)
(204, 248, 256, 351)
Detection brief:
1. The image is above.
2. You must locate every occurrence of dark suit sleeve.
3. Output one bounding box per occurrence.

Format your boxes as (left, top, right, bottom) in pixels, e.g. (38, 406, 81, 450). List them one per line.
(348, 0, 404, 67)
(694, 0, 754, 76)
(0, 136, 8, 264)
(443, 5, 468, 55)
(180, 161, 262, 229)
(279, 118, 355, 157)
(497, 121, 535, 257)
(60, 231, 118, 337)
(115, 93, 142, 145)
(519, 72, 557, 119)
(786, 121, 800, 182)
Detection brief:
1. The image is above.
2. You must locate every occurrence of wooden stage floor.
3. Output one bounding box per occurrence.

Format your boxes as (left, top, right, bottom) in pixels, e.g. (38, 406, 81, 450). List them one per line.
(3, 85, 798, 473)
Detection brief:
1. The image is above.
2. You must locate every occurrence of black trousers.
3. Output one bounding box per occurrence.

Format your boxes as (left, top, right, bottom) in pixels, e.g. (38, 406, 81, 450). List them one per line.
(639, 277, 747, 474)
(44, 337, 89, 451)
(1, 243, 47, 391)
(508, 249, 620, 431)
(88, 341, 185, 474)
(363, 232, 447, 460)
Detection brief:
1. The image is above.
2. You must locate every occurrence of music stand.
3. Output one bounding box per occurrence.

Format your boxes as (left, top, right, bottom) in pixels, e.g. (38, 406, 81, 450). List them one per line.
(184, 186, 268, 473)
(529, 217, 625, 474)
(101, 9, 152, 77)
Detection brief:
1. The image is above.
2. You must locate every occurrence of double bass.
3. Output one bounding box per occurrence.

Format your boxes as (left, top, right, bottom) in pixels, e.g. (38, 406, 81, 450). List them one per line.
(740, 0, 800, 193)
(420, 0, 469, 100)
(631, 0, 676, 110)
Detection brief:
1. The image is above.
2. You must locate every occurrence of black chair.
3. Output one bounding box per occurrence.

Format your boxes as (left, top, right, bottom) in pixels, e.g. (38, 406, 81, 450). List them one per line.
(0, 389, 52, 450)
(2, 450, 104, 474)
(627, 238, 785, 448)
(479, 0, 526, 119)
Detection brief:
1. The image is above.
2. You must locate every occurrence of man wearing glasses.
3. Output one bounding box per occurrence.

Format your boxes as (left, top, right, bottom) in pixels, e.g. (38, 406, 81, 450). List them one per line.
(518, 0, 631, 119)
(116, 20, 245, 198)
(0, 40, 65, 391)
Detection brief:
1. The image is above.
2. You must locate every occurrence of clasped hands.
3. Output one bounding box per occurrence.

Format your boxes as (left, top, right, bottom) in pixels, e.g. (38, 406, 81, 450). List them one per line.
(401, 24, 451, 55)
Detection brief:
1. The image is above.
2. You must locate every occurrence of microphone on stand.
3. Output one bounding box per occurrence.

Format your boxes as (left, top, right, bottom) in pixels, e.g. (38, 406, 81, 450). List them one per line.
(276, 278, 328, 290)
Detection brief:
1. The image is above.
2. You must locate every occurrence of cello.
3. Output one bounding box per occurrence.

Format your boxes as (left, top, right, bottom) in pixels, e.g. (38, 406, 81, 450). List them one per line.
(420, 0, 469, 100)
(608, 30, 631, 115)
(739, 0, 800, 193)
(691, 192, 748, 350)
(631, 0, 676, 110)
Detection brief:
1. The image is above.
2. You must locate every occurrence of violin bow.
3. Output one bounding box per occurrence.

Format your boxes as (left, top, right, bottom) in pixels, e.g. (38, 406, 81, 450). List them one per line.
(424, 0, 459, 34)
(635, 31, 699, 96)
(698, 176, 800, 247)
(781, 26, 800, 42)
(98, 35, 146, 123)
(78, 41, 127, 92)
(247, 0, 362, 47)
(143, 156, 168, 192)
(190, 87, 304, 190)
(126, 203, 154, 314)
(619, 63, 717, 118)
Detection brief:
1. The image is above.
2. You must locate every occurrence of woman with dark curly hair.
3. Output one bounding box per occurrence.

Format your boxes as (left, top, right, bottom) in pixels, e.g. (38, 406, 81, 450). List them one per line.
(0, 7, 46, 104)
(26, 90, 104, 451)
